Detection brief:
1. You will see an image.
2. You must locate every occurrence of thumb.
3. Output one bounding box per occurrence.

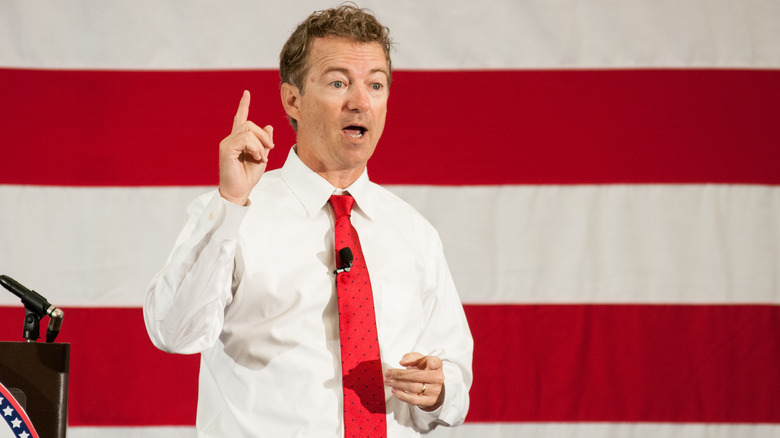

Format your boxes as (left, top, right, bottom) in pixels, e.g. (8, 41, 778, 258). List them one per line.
(399, 352, 425, 369)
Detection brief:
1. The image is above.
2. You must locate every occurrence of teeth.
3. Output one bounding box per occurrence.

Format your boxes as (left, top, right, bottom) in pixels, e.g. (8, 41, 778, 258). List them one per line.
(344, 127, 364, 138)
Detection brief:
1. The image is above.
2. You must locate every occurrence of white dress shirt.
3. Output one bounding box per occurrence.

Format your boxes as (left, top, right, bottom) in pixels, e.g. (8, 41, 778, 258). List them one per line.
(144, 147, 473, 437)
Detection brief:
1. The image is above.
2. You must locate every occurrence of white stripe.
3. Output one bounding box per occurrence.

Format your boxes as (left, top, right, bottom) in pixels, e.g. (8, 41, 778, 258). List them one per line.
(1, 184, 777, 306)
(65, 423, 780, 438)
(1, 0, 778, 70)
(391, 184, 780, 304)
(0, 185, 207, 307)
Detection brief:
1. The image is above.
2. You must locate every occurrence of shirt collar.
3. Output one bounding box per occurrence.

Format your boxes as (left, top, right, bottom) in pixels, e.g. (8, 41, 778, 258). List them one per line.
(280, 146, 375, 220)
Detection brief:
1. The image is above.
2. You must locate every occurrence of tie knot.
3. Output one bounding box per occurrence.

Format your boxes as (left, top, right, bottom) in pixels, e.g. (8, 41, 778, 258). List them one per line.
(329, 194, 354, 219)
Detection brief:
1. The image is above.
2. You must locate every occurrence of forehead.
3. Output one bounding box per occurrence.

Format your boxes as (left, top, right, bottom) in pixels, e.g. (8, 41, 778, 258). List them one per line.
(307, 36, 389, 77)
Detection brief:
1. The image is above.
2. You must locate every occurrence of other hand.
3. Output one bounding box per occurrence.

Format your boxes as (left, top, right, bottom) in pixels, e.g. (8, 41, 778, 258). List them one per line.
(385, 352, 445, 411)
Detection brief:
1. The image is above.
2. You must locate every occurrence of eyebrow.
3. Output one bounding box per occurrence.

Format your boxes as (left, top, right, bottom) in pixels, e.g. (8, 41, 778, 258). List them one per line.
(323, 66, 390, 80)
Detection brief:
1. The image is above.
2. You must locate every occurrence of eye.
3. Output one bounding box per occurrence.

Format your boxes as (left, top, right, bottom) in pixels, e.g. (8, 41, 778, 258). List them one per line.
(371, 83, 383, 91)
(331, 81, 345, 89)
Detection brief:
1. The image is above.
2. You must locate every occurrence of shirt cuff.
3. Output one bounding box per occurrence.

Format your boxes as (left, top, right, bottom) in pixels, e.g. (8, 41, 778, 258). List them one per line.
(206, 192, 249, 240)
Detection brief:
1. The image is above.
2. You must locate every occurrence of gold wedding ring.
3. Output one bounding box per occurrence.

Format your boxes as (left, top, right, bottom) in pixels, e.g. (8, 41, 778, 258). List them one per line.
(420, 383, 426, 395)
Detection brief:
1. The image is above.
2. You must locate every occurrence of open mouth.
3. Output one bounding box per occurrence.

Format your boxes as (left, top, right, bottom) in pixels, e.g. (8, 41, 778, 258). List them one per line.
(343, 125, 366, 139)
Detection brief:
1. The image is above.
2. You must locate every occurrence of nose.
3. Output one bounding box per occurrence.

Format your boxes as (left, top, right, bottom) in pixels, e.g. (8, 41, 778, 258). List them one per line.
(345, 84, 370, 112)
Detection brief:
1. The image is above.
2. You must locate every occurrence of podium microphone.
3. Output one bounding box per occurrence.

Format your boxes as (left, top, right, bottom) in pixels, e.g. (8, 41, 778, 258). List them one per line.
(0, 274, 64, 342)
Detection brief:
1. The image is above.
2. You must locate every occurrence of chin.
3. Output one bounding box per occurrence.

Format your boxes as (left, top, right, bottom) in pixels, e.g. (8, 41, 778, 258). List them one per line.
(340, 147, 375, 167)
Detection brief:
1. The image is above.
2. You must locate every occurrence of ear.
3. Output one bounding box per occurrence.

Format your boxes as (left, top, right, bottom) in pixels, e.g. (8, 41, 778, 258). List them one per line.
(281, 82, 301, 121)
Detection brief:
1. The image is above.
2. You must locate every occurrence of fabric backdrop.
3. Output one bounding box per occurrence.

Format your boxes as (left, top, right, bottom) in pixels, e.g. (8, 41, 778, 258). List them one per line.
(1, 1, 778, 437)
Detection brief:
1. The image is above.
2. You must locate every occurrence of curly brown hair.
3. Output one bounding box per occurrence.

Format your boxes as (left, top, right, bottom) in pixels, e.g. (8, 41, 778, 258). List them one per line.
(280, 3, 393, 129)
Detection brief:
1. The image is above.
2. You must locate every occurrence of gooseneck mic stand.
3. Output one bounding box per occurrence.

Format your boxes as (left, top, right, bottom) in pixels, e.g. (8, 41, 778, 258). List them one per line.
(0, 274, 64, 342)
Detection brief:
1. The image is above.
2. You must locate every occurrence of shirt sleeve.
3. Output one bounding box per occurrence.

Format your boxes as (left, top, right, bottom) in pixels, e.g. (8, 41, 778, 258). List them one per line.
(143, 190, 249, 354)
(409, 235, 474, 431)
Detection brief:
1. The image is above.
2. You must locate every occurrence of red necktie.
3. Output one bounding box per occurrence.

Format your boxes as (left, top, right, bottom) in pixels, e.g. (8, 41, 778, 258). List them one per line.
(329, 194, 387, 437)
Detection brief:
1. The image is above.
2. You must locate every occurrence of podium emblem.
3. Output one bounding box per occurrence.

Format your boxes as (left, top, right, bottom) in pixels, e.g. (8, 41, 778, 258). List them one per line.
(0, 383, 38, 438)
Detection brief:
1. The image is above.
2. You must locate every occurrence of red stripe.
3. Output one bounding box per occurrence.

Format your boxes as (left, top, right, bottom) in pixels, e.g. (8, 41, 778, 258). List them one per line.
(0, 307, 198, 426)
(1, 68, 778, 186)
(465, 304, 780, 423)
(1, 305, 778, 425)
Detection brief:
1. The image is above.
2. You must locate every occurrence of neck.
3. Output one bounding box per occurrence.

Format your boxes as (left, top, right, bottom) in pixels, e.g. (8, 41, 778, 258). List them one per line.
(294, 146, 366, 189)
(316, 167, 365, 189)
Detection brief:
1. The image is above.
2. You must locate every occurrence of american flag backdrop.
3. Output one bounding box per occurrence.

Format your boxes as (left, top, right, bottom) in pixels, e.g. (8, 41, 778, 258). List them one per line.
(1, 1, 779, 437)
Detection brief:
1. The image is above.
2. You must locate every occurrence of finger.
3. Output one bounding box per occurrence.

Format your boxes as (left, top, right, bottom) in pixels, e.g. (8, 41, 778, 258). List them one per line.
(225, 123, 274, 160)
(400, 353, 442, 371)
(232, 90, 250, 132)
(398, 352, 424, 368)
(389, 374, 442, 393)
(384, 368, 443, 387)
(385, 367, 426, 381)
(390, 387, 418, 404)
(241, 139, 265, 163)
(422, 355, 442, 371)
(263, 125, 274, 147)
(221, 133, 264, 164)
(386, 376, 432, 394)
(241, 122, 274, 148)
(389, 383, 441, 408)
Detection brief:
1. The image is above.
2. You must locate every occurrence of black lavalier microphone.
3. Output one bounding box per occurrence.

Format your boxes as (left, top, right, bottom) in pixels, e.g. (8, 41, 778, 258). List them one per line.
(0, 275, 64, 342)
(334, 247, 354, 274)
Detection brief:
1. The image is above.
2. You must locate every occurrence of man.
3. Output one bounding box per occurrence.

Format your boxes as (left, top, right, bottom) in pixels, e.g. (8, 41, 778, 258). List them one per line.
(144, 5, 473, 437)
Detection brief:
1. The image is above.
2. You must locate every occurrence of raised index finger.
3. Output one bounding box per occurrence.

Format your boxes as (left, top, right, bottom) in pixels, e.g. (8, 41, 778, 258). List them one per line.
(232, 90, 250, 131)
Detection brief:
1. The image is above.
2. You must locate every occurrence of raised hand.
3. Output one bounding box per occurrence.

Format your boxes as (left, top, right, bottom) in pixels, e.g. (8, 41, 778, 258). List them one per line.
(218, 90, 275, 206)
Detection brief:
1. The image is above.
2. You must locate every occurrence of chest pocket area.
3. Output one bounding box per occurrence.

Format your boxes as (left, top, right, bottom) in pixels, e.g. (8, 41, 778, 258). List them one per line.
(374, 279, 427, 363)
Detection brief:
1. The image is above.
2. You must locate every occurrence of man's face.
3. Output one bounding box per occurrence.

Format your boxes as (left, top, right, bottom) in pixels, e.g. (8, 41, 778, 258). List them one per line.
(283, 36, 389, 181)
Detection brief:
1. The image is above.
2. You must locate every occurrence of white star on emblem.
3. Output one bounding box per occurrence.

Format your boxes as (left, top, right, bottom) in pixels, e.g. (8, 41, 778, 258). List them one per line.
(19, 432, 30, 438)
(11, 417, 22, 428)
(0, 397, 5, 404)
(2, 405, 13, 416)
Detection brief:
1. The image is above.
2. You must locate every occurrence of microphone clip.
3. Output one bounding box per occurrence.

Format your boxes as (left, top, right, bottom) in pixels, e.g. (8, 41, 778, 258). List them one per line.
(333, 247, 354, 274)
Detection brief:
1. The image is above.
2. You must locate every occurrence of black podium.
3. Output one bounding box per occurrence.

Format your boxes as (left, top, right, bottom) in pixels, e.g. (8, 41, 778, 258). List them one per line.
(0, 342, 69, 438)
